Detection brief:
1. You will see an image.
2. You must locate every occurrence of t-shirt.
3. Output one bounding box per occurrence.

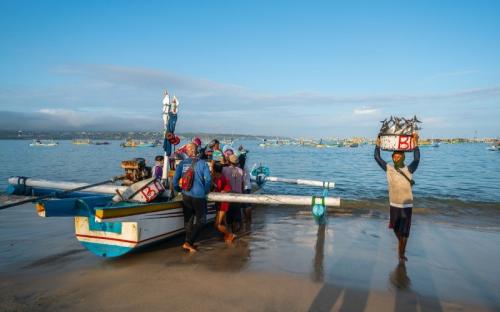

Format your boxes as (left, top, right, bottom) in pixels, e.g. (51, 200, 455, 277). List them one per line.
(386, 165, 413, 208)
(222, 165, 244, 194)
(153, 165, 163, 179)
(213, 174, 231, 211)
(212, 150, 223, 162)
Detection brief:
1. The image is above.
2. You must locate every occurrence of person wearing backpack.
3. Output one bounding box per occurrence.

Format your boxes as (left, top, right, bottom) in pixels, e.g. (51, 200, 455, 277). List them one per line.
(173, 143, 212, 252)
(374, 133, 420, 262)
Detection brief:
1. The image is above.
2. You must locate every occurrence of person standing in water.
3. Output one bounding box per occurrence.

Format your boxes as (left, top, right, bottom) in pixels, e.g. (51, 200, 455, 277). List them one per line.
(375, 133, 420, 261)
(173, 143, 211, 253)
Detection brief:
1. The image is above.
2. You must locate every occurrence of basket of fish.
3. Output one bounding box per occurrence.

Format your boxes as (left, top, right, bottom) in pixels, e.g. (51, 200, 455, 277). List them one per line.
(378, 116, 421, 151)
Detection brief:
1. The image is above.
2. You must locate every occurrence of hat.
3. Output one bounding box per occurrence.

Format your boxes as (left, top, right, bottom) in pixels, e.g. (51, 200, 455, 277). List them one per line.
(193, 137, 202, 146)
(229, 154, 239, 165)
(208, 139, 220, 148)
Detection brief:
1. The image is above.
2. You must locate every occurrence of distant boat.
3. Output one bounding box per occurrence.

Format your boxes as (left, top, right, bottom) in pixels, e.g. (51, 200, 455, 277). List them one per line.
(348, 142, 359, 148)
(420, 140, 440, 148)
(121, 139, 155, 148)
(221, 138, 234, 146)
(94, 141, 111, 145)
(73, 139, 92, 145)
(29, 139, 58, 147)
(316, 138, 327, 148)
(487, 140, 500, 151)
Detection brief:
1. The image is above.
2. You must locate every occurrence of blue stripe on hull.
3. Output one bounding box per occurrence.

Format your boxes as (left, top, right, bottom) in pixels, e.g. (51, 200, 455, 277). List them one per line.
(80, 241, 133, 258)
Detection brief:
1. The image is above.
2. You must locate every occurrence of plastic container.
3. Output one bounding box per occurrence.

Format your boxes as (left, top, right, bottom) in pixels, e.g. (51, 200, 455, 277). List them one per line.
(379, 134, 415, 151)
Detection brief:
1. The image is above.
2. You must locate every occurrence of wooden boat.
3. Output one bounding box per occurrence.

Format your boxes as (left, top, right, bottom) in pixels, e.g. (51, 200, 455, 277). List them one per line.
(487, 140, 500, 151)
(73, 139, 92, 145)
(121, 139, 156, 148)
(316, 138, 327, 148)
(29, 139, 58, 147)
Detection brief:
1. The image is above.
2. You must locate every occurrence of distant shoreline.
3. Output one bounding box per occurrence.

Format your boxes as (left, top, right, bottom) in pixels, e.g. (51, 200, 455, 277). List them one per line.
(0, 130, 494, 142)
(0, 130, 275, 141)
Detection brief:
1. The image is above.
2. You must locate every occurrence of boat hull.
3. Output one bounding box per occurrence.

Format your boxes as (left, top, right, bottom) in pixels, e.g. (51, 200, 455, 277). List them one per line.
(74, 201, 216, 257)
(28, 194, 217, 258)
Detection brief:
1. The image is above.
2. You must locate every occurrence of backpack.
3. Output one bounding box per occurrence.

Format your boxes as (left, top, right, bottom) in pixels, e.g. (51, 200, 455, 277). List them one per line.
(181, 159, 198, 191)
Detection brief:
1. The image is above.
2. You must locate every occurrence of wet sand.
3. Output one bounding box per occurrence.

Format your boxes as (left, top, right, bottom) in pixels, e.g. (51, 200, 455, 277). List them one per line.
(1, 203, 500, 311)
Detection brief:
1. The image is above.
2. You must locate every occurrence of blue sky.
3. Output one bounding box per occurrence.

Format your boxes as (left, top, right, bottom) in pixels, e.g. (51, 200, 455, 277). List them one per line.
(1, 0, 499, 138)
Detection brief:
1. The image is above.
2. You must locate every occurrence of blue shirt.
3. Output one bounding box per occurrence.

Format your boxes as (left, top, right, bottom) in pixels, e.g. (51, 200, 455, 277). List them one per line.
(173, 157, 212, 198)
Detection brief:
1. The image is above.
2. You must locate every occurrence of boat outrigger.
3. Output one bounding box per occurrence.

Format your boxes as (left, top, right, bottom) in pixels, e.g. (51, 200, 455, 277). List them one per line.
(3, 91, 341, 258)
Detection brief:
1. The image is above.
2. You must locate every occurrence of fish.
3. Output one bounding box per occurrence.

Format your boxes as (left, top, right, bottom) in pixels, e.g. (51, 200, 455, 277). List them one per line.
(379, 115, 422, 135)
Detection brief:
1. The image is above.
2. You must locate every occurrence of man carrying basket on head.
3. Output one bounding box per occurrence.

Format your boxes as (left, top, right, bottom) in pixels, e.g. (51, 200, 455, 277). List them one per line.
(375, 133, 420, 262)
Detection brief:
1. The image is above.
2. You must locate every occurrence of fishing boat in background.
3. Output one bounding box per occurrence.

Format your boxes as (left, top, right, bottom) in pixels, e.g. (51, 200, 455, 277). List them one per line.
(419, 139, 440, 148)
(29, 139, 58, 147)
(487, 140, 500, 151)
(121, 139, 156, 148)
(94, 141, 111, 145)
(221, 137, 234, 146)
(73, 139, 92, 145)
(316, 138, 327, 148)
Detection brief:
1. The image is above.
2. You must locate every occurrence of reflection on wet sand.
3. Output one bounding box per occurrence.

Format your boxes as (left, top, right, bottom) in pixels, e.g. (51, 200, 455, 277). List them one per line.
(311, 223, 326, 282)
(390, 261, 411, 290)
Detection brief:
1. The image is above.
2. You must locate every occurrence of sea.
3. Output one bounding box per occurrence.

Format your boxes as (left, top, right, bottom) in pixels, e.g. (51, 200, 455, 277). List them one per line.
(1, 140, 499, 202)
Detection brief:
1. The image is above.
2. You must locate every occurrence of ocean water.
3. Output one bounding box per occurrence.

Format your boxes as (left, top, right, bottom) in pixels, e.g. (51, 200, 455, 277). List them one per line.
(1, 140, 499, 207)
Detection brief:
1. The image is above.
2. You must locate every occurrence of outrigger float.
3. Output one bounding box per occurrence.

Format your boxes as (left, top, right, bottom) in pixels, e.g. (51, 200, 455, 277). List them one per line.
(3, 91, 340, 258)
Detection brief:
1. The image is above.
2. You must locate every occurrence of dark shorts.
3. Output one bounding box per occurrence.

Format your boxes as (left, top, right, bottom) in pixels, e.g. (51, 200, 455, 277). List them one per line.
(389, 206, 412, 237)
(226, 203, 242, 225)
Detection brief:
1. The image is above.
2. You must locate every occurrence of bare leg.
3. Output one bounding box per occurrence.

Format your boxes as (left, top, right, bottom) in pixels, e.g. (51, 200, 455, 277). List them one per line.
(397, 235, 408, 261)
(215, 211, 235, 243)
(400, 237, 408, 261)
(215, 211, 229, 235)
(244, 207, 252, 223)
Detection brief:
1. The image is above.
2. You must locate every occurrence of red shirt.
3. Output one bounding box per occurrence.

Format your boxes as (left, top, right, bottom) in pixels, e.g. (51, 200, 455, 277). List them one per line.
(213, 175, 231, 212)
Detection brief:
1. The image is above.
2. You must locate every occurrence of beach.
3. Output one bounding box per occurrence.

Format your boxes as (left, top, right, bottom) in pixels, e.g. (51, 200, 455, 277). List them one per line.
(1, 202, 499, 311)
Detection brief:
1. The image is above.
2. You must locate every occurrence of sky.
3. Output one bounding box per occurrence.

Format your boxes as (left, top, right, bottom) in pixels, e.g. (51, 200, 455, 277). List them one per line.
(0, 0, 499, 138)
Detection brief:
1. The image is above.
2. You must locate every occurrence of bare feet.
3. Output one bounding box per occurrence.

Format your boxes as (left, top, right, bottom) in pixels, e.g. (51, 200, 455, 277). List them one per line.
(224, 233, 236, 244)
(182, 242, 197, 253)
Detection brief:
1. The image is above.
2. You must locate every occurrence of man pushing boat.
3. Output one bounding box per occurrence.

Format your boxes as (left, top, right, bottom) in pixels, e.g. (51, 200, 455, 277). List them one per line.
(375, 133, 420, 261)
(173, 143, 212, 252)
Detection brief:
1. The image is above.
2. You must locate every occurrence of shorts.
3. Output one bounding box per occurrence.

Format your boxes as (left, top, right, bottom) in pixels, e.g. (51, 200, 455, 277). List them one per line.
(218, 202, 230, 212)
(226, 203, 242, 225)
(389, 206, 412, 238)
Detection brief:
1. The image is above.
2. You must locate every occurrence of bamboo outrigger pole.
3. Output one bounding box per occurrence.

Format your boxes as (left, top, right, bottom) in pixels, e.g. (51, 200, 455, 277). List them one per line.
(264, 176, 335, 188)
(7, 177, 340, 207)
(207, 193, 340, 207)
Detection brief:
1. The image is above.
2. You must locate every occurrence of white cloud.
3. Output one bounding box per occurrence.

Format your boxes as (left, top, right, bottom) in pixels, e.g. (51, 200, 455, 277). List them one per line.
(1, 63, 500, 136)
(353, 107, 381, 116)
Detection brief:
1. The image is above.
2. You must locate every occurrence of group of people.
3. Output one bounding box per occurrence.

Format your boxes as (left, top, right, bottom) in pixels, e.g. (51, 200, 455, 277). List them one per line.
(165, 138, 252, 253)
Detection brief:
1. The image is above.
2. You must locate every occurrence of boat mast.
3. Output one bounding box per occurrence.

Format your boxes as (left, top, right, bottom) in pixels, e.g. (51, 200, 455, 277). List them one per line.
(161, 90, 170, 186)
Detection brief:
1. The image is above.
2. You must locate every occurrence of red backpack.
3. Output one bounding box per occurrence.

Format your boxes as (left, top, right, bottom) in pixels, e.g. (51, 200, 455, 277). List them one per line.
(181, 159, 198, 191)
